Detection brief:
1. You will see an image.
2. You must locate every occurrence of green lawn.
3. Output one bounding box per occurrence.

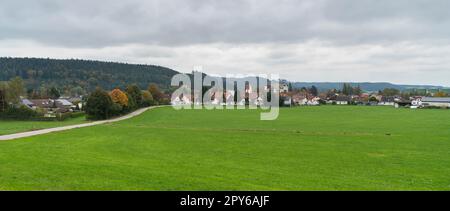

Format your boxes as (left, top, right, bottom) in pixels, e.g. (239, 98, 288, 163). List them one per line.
(0, 106, 449, 190)
(0, 116, 88, 135)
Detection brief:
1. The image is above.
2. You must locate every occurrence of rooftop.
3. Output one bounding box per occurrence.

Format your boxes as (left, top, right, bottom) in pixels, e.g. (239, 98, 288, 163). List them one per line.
(421, 97, 450, 102)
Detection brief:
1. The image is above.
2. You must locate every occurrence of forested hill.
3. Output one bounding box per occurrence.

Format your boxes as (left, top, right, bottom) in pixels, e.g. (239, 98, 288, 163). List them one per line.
(0, 57, 179, 93)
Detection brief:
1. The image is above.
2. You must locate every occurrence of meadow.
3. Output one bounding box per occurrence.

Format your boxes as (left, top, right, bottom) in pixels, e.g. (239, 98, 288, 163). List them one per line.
(0, 106, 449, 190)
(0, 116, 87, 135)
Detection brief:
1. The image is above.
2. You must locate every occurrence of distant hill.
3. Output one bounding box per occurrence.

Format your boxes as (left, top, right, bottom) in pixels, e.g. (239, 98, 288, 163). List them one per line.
(0, 57, 179, 93)
(292, 82, 448, 92)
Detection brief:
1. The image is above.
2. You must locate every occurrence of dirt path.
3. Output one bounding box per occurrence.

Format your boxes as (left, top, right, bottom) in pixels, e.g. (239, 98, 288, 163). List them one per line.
(0, 106, 162, 141)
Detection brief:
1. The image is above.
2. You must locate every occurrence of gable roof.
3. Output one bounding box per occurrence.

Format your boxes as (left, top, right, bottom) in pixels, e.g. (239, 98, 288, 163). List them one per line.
(336, 96, 351, 101)
(21, 98, 34, 106)
(30, 99, 53, 108)
(56, 99, 73, 106)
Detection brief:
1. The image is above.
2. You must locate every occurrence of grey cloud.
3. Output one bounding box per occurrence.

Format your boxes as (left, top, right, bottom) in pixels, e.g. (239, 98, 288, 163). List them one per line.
(1, 0, 450, 47)
(1, 0, 450, 86)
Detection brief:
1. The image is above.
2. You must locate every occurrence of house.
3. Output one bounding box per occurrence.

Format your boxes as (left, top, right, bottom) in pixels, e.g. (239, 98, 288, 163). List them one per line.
(411, 97, 422, 108)
(394, 99, 412, 108)
(172, 95, 192, 106)
(22, 99, 74, 113)
(280, 83, 289, 93)
(292, 94, 307, 105)
(370, 94, 383, 102)
(282, 96, 292, 107)
(66, 97, 83, 110)
(224, 90, 235, 105)
(378, 96, 396, 106)
(30, 99, 53, 109)
(335, 96, 351, 105)
(56, 99, 75, 110)
(21, 98, 35, 108)
(307, 97, 320, 106)
(420, 97, 450, 108)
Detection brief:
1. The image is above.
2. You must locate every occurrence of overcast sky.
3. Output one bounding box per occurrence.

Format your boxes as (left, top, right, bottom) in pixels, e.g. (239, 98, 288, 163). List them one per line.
(1, 0, 450, 86)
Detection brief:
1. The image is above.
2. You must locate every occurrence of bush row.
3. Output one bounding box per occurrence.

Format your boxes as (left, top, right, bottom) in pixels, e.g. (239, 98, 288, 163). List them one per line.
(0, 105, 86, 121)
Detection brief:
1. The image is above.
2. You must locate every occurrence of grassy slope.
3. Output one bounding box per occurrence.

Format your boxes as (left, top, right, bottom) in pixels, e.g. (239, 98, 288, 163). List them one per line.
(0, 116, 88, 135)
(0, 106, 449, 190)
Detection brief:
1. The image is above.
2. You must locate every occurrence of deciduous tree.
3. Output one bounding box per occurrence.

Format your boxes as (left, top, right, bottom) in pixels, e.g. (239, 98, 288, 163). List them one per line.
(382, 88, 400, 97)
(434, 91, 448, 97)
(0, 89, 6, 112)
(141, 90, 154, 106)
(109, 89, 129, 107)
(49, 86, 60, 99)
(148, 84, 163, 103)
(126, 84, 142, 108)
(85, 88, 113, 120)
(6, 77, 25, 104)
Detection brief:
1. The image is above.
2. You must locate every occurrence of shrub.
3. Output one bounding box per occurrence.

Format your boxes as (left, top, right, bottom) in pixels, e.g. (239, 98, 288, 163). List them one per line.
(0, 105, 38, 120)
(70, 111, 85, 119)
(110, 102, 123, 116)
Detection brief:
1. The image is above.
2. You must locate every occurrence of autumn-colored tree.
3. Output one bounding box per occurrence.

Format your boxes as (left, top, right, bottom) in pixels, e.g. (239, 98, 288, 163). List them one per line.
(110, 88, 129, 107)
(141, 90, 154, 106)
(148, 84, 163, 103)
(434, 91, 448, 97)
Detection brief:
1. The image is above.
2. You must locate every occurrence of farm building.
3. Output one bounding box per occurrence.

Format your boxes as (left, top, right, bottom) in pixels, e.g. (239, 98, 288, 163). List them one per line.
(20, 98, 75, 113)
(420, 97, 450, 108)
(335, 96, 351, 105)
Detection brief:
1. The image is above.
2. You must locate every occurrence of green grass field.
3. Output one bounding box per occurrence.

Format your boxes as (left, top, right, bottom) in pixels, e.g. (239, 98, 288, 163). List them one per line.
(0, 106, 449, 190)
(0, 116, 88, 135)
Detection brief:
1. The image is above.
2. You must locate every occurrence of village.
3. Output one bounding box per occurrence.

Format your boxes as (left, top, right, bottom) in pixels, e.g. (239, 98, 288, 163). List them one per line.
(2, 76, 449, 123)
(171, 81, 450, 109)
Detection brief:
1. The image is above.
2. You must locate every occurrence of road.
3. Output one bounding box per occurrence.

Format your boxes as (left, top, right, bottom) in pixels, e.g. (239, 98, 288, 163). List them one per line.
(0, 106, 161, 141)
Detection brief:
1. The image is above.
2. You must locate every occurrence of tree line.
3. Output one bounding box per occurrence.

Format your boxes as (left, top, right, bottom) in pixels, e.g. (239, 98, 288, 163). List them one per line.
(85, 84, 167, 120)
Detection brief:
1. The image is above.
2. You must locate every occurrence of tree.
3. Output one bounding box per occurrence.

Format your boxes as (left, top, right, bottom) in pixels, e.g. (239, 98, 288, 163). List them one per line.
(126, 84, 142, 108)
(109, 89, 129, 107)
(148, 84, 163, 103)
(435, 91, 448, 97)
(0, 89, 6, 112)
(353, 85, 362, 96)
(141, 90, 154, 106)
(49, 87, 60, 99)
(342, 83, 353, 96)
(6, 77, 25, 105)
(85, 88, 113, 120)
(309, 86, 318, 96)
(382, 88, 400, 97)
(70, 86, 85, 97)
